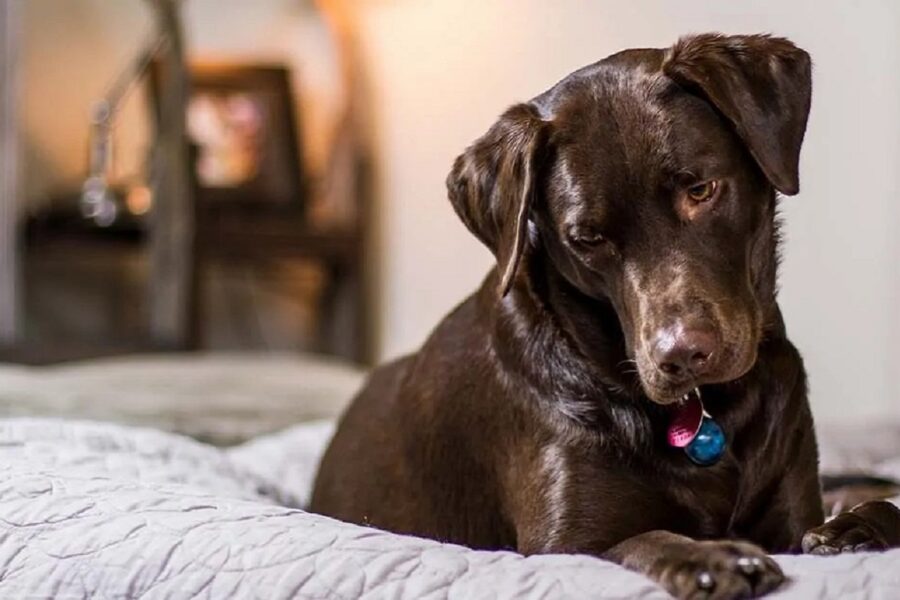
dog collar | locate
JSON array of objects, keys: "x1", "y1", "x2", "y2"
[{"x1": 666, "y1": 388, "x2": 726, "y2": 466}]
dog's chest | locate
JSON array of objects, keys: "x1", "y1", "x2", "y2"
[{"x1": 663, "y1": 455, "x2": 746, "y2": 538}]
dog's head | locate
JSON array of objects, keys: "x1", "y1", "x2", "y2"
[{"x1": 447, "y1": 34, "x2": 811, "y2": 404}]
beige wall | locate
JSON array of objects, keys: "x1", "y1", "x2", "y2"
[
  {"x1": 354, "y1": 0, "x2": 900, "y2": 422},
  {"x1": 22, "y1": 1, "x2": 150, "y2": 204}
]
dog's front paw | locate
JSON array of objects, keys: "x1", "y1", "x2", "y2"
[
  {"x1": 655, "y1": 541, "x2": 784, "y2": 600},
  {"x1": 802, "y1": 501, "x2": 900, "y2": 555}
]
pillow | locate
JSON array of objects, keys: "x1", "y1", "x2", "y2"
[{"x1": 0, "y1": 352, "x2": 363, "y2": 445}]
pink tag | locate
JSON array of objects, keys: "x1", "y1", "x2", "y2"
[{"x1": 667, "y1": 394, "x2": 703, "y2": 448}]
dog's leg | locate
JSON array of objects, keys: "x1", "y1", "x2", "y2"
[
  {"x1": 604, "y1": 531, "x2": 784, "y2": 599},
  {"x1": 802, "y1": 500, "x2": 900, "y2": 555},
  {"x1": 511, "y1": 445, "x2": 790, "y2": 598}
]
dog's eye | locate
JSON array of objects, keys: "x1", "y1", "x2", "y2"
[
  {"x1": 686, "y1": 180, "x2": 718, "y2": 203},
  {"x1": 569, "y1": 228, "x2": 606, "y2": 246}
]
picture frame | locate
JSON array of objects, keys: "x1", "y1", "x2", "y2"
[{"x1": 152, "y1": 62, "x2": 306, "y2": 213}]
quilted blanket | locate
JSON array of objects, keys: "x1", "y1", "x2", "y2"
[{"x1": 1, "y1": 417, "x2": 898, "y2": 599}]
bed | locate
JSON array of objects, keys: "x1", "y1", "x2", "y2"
[{"x1": 0, "y1": 354, "x2": 898, "y2": 598}]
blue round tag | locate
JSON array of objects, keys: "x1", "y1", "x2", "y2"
[{"x1": 685, "y1": 417, "x2": 726, "y2": 466}]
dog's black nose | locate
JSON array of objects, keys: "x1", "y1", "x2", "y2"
[{"x1": 652, "y1": 324, "x2": 718, "y2": 380}]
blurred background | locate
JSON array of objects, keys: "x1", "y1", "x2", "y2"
[{"x1": 0, "y1": 0, "x2": 897, "y2": 442}]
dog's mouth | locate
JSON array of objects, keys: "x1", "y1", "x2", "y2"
[
  {"x1": 679, "y1": 389, "x2": 700, "y2": 404},
  {"x1": 647, "y1": 383, "x2": 704, "y2": 406},
  {"x1": 637, "y1": 354, "x2": 757, "y2": 406}
]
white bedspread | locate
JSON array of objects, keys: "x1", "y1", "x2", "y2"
[{"x1": 1, "y1": 417, "x2": 898, "y2": 599}]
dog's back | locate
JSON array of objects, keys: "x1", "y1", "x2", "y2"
[
  {"x1": 311, "y1": 289, "x2": 519, "y2": 549},
  {"x1": 310, "y1": 353, "x2": 417, "y2": 526}
]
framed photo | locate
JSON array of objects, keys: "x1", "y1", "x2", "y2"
[{"x1": 155, "y1": 63, "x2": 306, "y2": 212}]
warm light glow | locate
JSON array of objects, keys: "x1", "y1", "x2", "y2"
[{"x1": 126, "y1": 185, "x2": 153, "y2": 215}]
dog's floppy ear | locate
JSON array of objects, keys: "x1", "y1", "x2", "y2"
[
  {"x1": 447, "y1": 103, "x2": 549, "y2": 297},
  {"x1": 664, "y1": 34, "x2": 812, "y2": 195}
]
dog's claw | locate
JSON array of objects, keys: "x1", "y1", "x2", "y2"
[
  {"x1": 696, "y1": 571, "x2": 715, "y2": 590},
  {"x1": 736, "y1": 556, "x2": 761, "y2": 574},
  {"x1": 803, "y1": 502, "x2": 900, "y2": 556}
]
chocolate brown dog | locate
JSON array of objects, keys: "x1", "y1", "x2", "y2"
[{"x1": 311, "y1": 33, "x2": 900, "y2": 599}]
